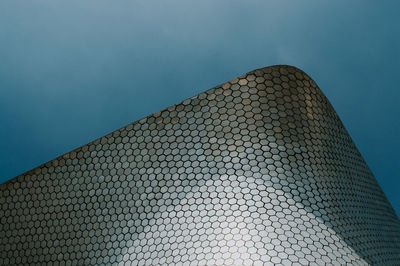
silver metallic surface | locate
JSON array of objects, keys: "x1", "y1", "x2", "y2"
[{"x1": 1, "y1": 65, "x2": 399, "y2": 265}]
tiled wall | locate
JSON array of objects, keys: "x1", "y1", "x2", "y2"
[{"x1": 1, "y1": 65, "x2": 399, "y2": 265}]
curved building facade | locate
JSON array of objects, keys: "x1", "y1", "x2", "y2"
[{"x1": 1, "y1": 65, "x2": 399, "y2": 265}]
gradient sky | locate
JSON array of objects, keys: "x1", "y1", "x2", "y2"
[{"x1": 1, "y1": 1, "x2": 399, "y2": 215}]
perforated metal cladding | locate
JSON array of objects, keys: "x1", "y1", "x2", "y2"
[{"x1": 1, "y1": 65, "x2": 400, "y2": 265}]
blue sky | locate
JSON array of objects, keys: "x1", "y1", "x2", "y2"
[{"x1": 1, "y1": 1, "x2": 399, "y2": 215}]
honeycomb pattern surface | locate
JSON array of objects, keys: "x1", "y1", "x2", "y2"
[{"x1": 1, "y1": 65, "x2": 399, "y2": 265}]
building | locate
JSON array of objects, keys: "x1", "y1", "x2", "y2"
[{"x1": 1, "y1": 65, "x2": 399, "y2": 265}]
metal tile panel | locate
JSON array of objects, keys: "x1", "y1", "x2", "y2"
[{"x1": 1, "y1": 65, "x2": 399, "y2": 265}]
